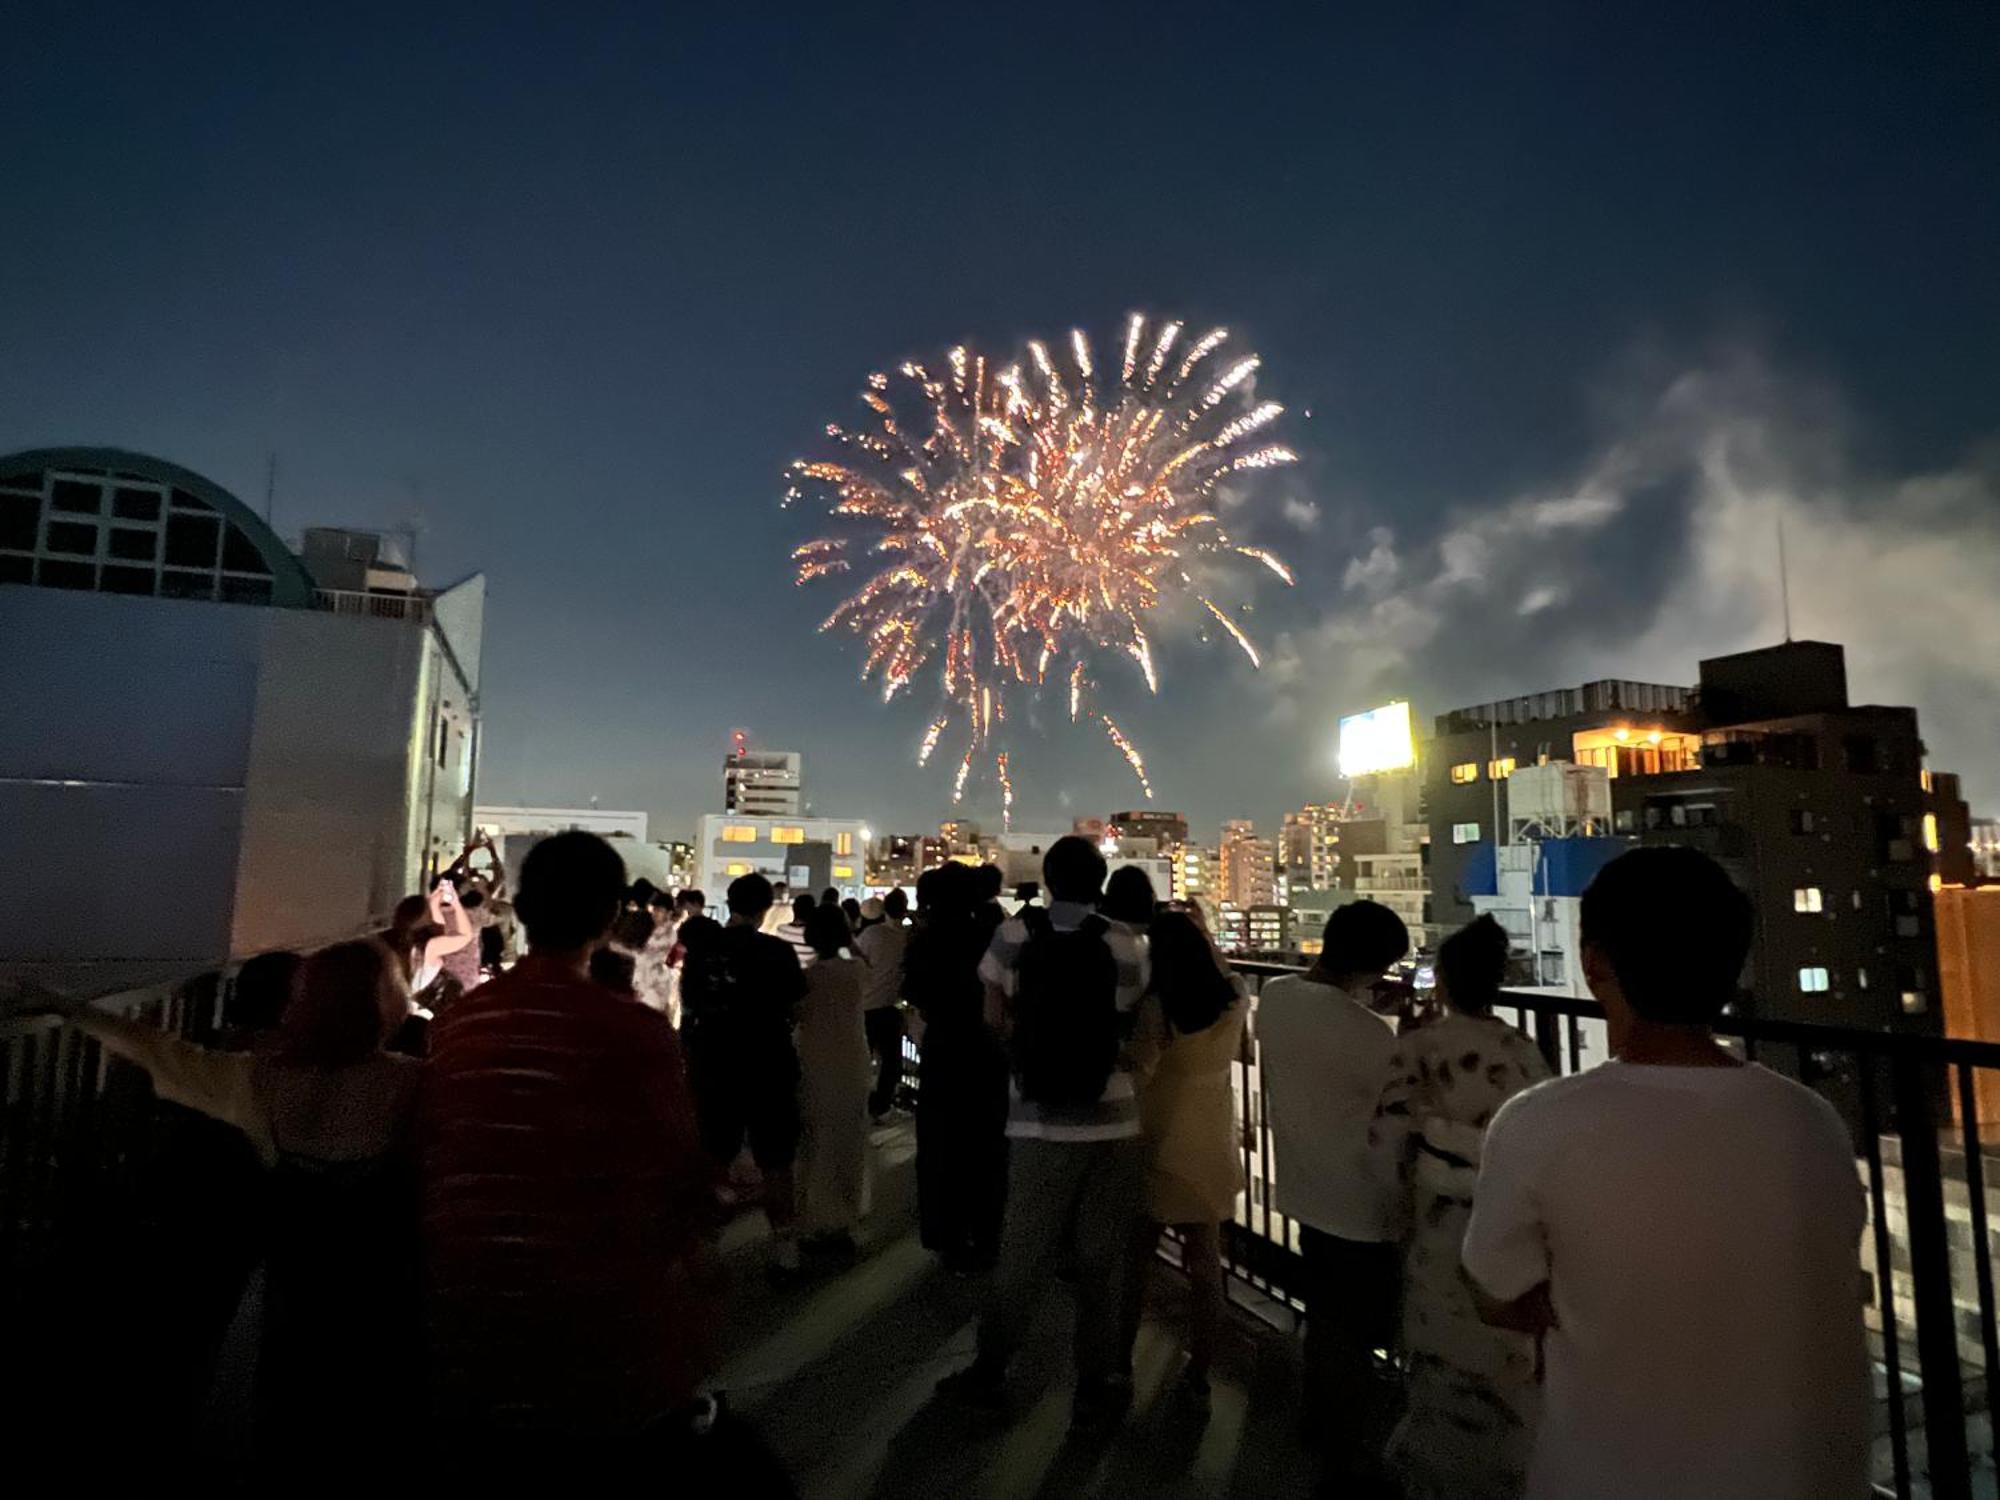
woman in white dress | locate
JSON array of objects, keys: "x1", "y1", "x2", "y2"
[{"x1": 795, "y1": 905, "x2": 872, "y2": 1253}]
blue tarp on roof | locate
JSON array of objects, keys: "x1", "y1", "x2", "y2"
[{"x1": 1460, "y1": 836, "x2": 1631, "y2": 898}]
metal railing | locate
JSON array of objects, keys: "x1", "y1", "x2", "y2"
[
  {"x1": 1218, "y1": 962, "x2": 2000, "y2": 1500},
  {"x1": 310, "y1": 587, "x2": 432, "y2": 622}
]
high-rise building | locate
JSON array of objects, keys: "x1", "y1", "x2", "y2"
[
  {"x1": 1927, "y1": 771, "x2": 1976, "y2": 886},
  {"x1": 867, "y1": 833, "x2": 924, "y2": 889},
  {"x1": 1973, "y1": 819, "x2": 2000, "y2": 881},
  {"x1": 1280, "y1": 802, "x2": 1348, "y2": 892},
  {"x1": 1110, "y1": 809, "x2": 1190, "y2": 851},
  {"x1": 1219, "y1": 819, "x2": 1277, "y2": 909},
  {"x1": 1428, "y1": 642, "x2": 1941, "y2": 1034},
  {"x1": 1177, "y1": 841, "x2": 1219, "y2": 906},
  {"x1": 723, "y1": 737, "x2": 802, "y2": 817}
]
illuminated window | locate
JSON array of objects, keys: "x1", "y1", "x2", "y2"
[
  {"x1": 1798, "y1": 966, "x2": 1830, "y2": 994},
  {"x1": 1921, "y1": 769, "x2": 1934, "y2": 793},
  {"x1": 1487, "y1": 757, "x2": 1516, "y2": 780},
  {"x1": 1902, "y1": 990, "x2": 1928, "y2": 1015},
  {"x1": 1452, "y1": 822, "x2": 1481, "y2": 844},
  {"x1": 721, "y1": 825, "x2": 758, "y2": 843},
  {"x1": 1929, "y1": 872, "x2": 1944, "y2": 894},
  {"x1": 772, "y1": 826, "x2": 806, "y2": 845},
  {"x1": 1793, "y1": 887, "x2": 1823, "y2": 913},
  {"x1": 1450, "y1": 762, "x2": 1478, "y2": 785},
  {"x1": 1922, "y1": 813, "x2": 1940, "y2": 854},
  {"x1": 725, "y1": 862, "x2": 750, "y2": 877},
  {"x1": 832, "y1": 864, "x2": 855, "y2": 879},
  {"x1": 1857, "y1": 967, "x2": 1870, "y2": 991},
  {"x1": 834, "y1": 831, "x2": 855, "y2": 856}
]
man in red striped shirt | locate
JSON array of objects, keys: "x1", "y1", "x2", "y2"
[{"x1": 420, "y1": 831, "x2": 721, "y2": 1474}]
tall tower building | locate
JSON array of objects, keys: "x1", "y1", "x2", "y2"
[
  {"x1": 1219, "y1": 819, "x2": 1277, "y2": 909},
  {"x1": 1280, "y1": 802, "x2": 1347, "y2": 891},
  {"x1": 722, "y1": 734, "x2": 802, "y2": 817}
]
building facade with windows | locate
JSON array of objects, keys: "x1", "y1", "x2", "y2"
[
  {"x1": 1429, "y1": 642, "x2": 1942, "y2": 1034},
  {"x1": 723, "y1": 746, "x2": 803, "y2": 817},
  {"x1": 696, "y1": 813, "x2": 869, "y2": 903},
  {"x1": 0, "y1": 447, "x2": 483, "y2": 980},
  {"x1": 1218, "y1": 819, "x2": 1277, "y2": 910}
]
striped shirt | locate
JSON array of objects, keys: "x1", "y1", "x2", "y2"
[
  {"x1": 978, "y1": 900, "x2": 1150, "y2": 1142},
  {"x1": 419, "y1": 955, "x2": 718, "y2": 1434}
]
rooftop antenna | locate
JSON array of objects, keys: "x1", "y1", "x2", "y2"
[{"x1": 1777, "y1": 512, "x2": 1794, "y2": 642}]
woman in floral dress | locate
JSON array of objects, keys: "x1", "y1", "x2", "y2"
[{"x1": 1372, "y1": 915, "x2": 1552, "y2": 1500}]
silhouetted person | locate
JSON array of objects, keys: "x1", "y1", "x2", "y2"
[
  {"x1": 1464, "y1": 848, "x2": 1866, "y2": 1499},
  {"x1": 796, "y1": 906, "x2": 871, "y2": 1254},
  {"x1": 680, "y1": 873, "x2": 810, "y2": 1280}
]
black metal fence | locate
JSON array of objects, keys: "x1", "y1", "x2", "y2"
[{"x1": 1218, "y1": 962, "x2": 2000, "y2": 1500}]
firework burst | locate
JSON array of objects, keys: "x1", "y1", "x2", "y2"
[{"x1": 787, "y1": 315, "x2": 1297, "y2": 799}]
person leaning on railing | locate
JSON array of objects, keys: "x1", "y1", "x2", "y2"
[{"x1": 1462, "y1": 847, "x2": 1868, "y2": 1500}]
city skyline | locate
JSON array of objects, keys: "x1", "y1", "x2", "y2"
[{"x1": 5, "y1": 7, "x2": 1997, "y2": 837}]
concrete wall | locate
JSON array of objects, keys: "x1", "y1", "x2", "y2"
[
  {"x1": 0, "y1": 586, "x2": 477, "y2": 967},
  {"x1": 0, "y1": 589, "x2": 258, "y2": 962}
]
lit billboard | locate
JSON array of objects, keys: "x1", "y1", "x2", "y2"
[{"x1": 1338, "y1": 701, "x2": 1416, "y2": 777}]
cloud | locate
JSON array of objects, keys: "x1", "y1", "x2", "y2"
[
  {"x1": 1262, "y1": 354, "x2": 2000, "y2": 807},
  {"x1": 1281, "y1": 496, "x2": 1321, "y2": 530}
]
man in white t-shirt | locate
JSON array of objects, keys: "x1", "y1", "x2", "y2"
[
  {"x1": 1255, "y1": 899, "x2": 1410, "y2": 1489},
  {"x1": 1463, "y1": 846, "x2": 1867, "y2": 1500}
]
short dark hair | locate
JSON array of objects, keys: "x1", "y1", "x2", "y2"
[
  {"x1": 975, "y1": 863, "x2": 1004, "y2": 900},
  {"x1": 677, "y1": 888, "x2": 706, "y2": 911},
  {"x1": 884, "y1": 887, "x2": 909, "y2": 920},
  {"x1": 1101, "y1": 865, "x2": 1158, "y2": 925},
  {"x1": 792, "y1": 893, "x2": 817, "y2": 923},
  {"x1": 727, "y1": 872, "x2": 775, "y2": 918},
  {"x1": 610, "y1": 908, "x2": 656, "y2": 951},
  {"x1": 1581, "y1": 846, "x2": 1752, "y2": 1024},
  {"x1": 804, "y1": 905, "x2": 851, "y2": 960},
  {"x1": 227, "y1": 950, "x2": 302, "y2": 1034},
  {"x1": 1043, "y1": 835, "x2": 1108, "y2": 903},
  {"x1": 516, "y1": 831, "x2": 627, "y2": 950},
  {"x1": 822, "y1": 887, "x2": 841, "y2": 906},
  {"x1": 1321, "y1": 900, "x2": 1410, "y2": 976},
  {"x1": 1436, "y1": 914, "x2": 1509, "y2": 1017}
]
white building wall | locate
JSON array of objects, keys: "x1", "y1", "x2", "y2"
[{"x1": 0, "y1": 586, "x2": 476, "y2": 971}]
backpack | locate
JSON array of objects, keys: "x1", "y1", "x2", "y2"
[
  {"x1": 678, "y1": 923, "x2": 741, "y2": 1037},
  {"x1": 1008, "y1": 910, "x2": 1123, "y2": 1109}
]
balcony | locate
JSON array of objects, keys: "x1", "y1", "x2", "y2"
[
  {"x1": 8, "y1": 958, "x2": 1997, "y2": 1497},
  {"x1": 310, "y1": 586, "x2": 433, "y2": 623}
]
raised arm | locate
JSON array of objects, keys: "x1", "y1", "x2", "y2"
[
  {"x1": 75, "y1": 1011, "x2": 262, "y2": 1139},
  {"x1": 424, "y1": 882, "x2": 476, "y2": 962}
]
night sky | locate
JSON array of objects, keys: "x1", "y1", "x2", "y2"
[{"x1": 7, "y1": 4, "x2": 1998, "y2": 840}]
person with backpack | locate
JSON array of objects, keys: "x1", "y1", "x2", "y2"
[
  {"x1": 936, "y1": 835, "x2": 1150, "y2": 1430},
  {"x1": 679, "y1": 873, "x2": 810, "y2": 1282}
]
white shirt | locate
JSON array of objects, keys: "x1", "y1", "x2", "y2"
[
  {"x1": 854, "y1": 920, "x2": 908, "y2": 1012},
  {"x1": 978, "y1": 900, "x2": 1150, "y2": 1143},
  {"x1": 1462, "y1": 1061, "x2": 1868, "y2": 1500},
  {"x1": 1255, "y1": 973, "x2": 1400, "y2": 1241}
]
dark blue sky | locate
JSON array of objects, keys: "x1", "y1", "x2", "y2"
[{"x1": 7, "y1": 3, "x2": 1998, "y2": 837}]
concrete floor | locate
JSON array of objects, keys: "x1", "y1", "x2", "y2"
[{"x1": 710, "y1": 1121, "x2": 1324, "y2": 1500}]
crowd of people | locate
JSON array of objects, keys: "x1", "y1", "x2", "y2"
[{"x1": 59, "y1": 830, "x2": 1871, "y2": 1498}]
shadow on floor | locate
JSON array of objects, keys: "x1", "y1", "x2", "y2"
[{"x1": 711, "y1": 1121, "x2": 1326, "y2": 1499}]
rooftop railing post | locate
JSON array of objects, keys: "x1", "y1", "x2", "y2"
[{"x1": 1894, "y1": 1049, "x2": 1972, "y2": 1498}]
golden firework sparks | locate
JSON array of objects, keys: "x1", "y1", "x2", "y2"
[{"x1": 791, "y1": 314, "x2": 1297, "y2": 798}]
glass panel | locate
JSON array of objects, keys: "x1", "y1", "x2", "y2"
[
  {"x1": 107, "y1": 527, "x2": 158, "y2": 561},
  {"x1": 160, "y1": 569, "x2": 217, "y2": 600},
  {"x1": 221, "y1": 525, "x2": 272, "y2": 574},
  {"x1": 100, "y1": 565, "x2": 157, "y2": 596},
  {"x1": 37, "y1": 558, "x2": 96, "y2": 589},
  {"x1": 0, "y1": 493, "x2": 37, "y2": 550},
  {"x1": 219, "y1": 576, "x2": 273, "y2": 605},
  {"x1": 164, "y1": 513, "x2": 219, "y2": 568},
  {"x1": 0, "y1": 553, "x2": 30, "y2": 583},
  {"x1": 111, "y1": 487, "x2": 163, "y2": 521},
  {"x1": 170, "y1": 487, "x2": 213, "y2": 512},
  {"x1": 44, "y1": 519, "x2": 98, "y2": 556},
  {"x1": 50, "y1": 479, "x2": 102, "y2": 514}
]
